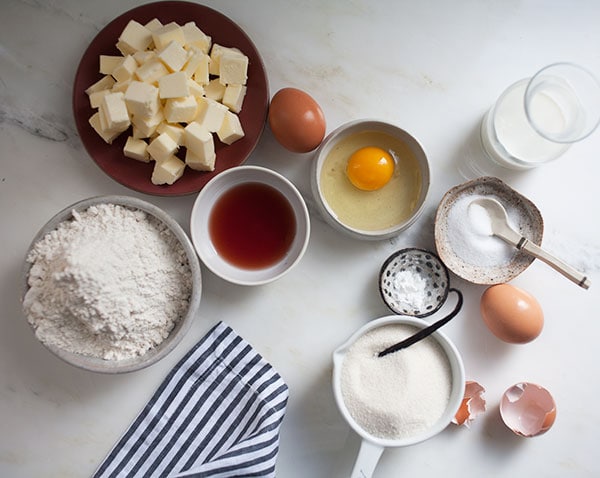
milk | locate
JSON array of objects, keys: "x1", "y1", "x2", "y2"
[{"x1": 480, "y1": 79, "x2": 573, "y2": 169}]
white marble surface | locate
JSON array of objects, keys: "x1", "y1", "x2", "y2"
[{"x1": 2, "y1": 1, "x2": 600, "y2": 477}]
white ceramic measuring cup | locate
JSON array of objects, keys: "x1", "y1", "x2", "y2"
[{"x1": 332, "y1": 315, "x2": 465, "y2": 478}]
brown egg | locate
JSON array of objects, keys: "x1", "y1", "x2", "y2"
[
  {"x1": 268, "y1": 88, "x2": 326, "y2": 153},
  {"x1": 480, "y1": 284, "x2": 544, "y2": 344}
]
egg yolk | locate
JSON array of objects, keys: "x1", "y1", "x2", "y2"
[{"x1": 346, "y1": 146, "x2": 394, "y2": 191}]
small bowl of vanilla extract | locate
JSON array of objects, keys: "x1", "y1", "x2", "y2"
[{"x1": 190, "y1": 165, "x2": 311, "y2": 285}]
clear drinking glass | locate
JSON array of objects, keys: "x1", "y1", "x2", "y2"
[{"x1": 480, "y1": 62, "x2": 600, "y2": 170}]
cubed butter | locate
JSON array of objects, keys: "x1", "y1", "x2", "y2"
[
  {"x1": 195, "y1": 96, "x2": 228, "y2": 132},
  {"x1": 85, "y1": 75, "x2": 116, "y2": 95},
  {"x1": 187, "y1": 78, "x2": 205, "y2": 97},
  {"x1": 203, "y1": 78, "x2": 226, "y2": 101},
  {"x1": 182, "y1": 22, "x2": 212, "y2": 53},
  {"x1": 152, "y1": 22, "x2": 185, "y2": 50},
  {"x1": 217, "y1": 111, "x2": 245, "y2": 145},
  {"x1": 158, "y1": 40, "x2": 188, "y2": 72},
  {"x1": 164, "y1": 96, "x2": 198, "y2": 123},
  {"x1": 192, "y1": 53, "x2": 211, "y2": 85},
  {"x1": 208, "y1": 44, "x2": 243, "y2": 76},
  {"x1": 133, "y1": 50, "x2": 156, "y2": 66},
  {"x1": 89, "y1": 89, "x2": 111, "y2": 109},
  {"x1": 100, "y1": 55, "x2": 123, "y2": 75},
  {"x1": 182, "y1": 49, "x2": 207, "y2": 78},
  {"x1": 185, "y1": 147, "x2": 215, "y2": 172},
  {"x1": 218, "y1": 52, "x2": 248, "y2": 85},
  {"x1": 118, "y1": 20, "x2": 153, "y2": 53},
  {"x1": 144, "y1": 18, "x2": 163, "y2": 32},
  {"x1": 158, "y1": 71, "x2": 190, "y2": 99},
  {"x1": 124, "y1": 81, "x2": 160, "y2": 117},
  {"x1": 184, "y1": 121, "x2": 214, "y2": 157},
  {"x1": 100, "y1": 92, "x2": 130, "y2": 132},
  {"x1": 131, "y1": 110, "x2": 164, "y2": 139},
  {"x1": 89, "y1": 112, "x2": 121, "y2": 144},
  {"x1": 112, "y1": 55, "x2": 138, "y2": 83},
  {"x1": 135, "y1": 59, "x2": 169, "y2": 84},
  {"x1": 156, "y1": 122, "x2": 185, "y2": 145},
  {"x1": 222, "y1": 84, "x2": 247, "y2": 113},
  {"x1": 123, "y1": 136, "x2": 150, "y2": 162},
  {"x1": 151, "y1": 156, "x2": 186, "y2": 185},
  {"x1": 147, "y1": 132, "x2": 179, "y2": 161}
]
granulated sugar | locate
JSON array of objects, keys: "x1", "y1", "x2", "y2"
[
  {"x1": 340, "y1": 324, "x2": 452, "y2": 440},
  {"x1": 445, "y1": 194, "x2": 520, "y2": 267},
  {"x1": 23, "y1": 203, "x2": 193, "y2": 361}
]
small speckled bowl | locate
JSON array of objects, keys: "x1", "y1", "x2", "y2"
[
  {"x1": 311, "y1": 119, "x2": 430, "y2": 240},
  {"x1": 434, "y1": 177, "x2": 544, "y2": 284},
  {"x1": 21, "y1": 195, "x2": 202, "y2": 374}
]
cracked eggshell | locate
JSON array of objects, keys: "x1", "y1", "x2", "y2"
[
  {"x1": 500, "y1": 382, "x2": 556, "y2": 437},
  {"x1": 453, "y1": 380, "x2": 486, "y2": 427}
]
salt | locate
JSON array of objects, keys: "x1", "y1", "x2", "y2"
[
  {"x1": 340, "y1": 324, "x2": 452, "y2": 440},
  {"x1": 445, "y1": 194, "x2": 519, "y2": 267}
]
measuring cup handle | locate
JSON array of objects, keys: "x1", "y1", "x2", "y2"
[{"x1": 350, "y1": 439, "x2": 385, "y2": 478}]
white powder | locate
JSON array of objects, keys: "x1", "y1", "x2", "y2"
[
  {"x1": 23, "y1": 203, "x2": 193, "y2": 361},
  {"x1": 445, "y1": 194, "x2": 519, "y2": 267},
  {"x1": 340, "y1": 324, "x2": 452, "y2": 440},
  {"x1": 389, "y1": 270, "x2": 428, "y2": 312}
]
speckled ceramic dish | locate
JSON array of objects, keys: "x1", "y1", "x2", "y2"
[{"x1": 434, "y1": 177, "x2": 544, "y2": 285}]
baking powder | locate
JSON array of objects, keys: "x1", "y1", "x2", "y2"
[
  {"x1": 341, "y1": 324, "x2": 452, "y2": 440},
  {"x1": 23, "y1": 203, "x2": 192, "y2": 361}
]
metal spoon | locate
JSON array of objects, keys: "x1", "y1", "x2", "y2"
[{"x1": 470, "y1": 197, "x2": 590, "y2": 289}]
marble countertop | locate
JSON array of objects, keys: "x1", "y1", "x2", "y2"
[{"x1": 2, "y1": 1, "x2": 600, "y2": 476}]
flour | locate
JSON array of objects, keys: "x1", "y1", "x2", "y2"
[
  {"x1": 389, "y1": 270, "x2": 428, "y2": 312},
  {"x1": 23, "y1": 203, "x2": 193, "y2": 361},
  {"x1": 341, "y1": 324, "x2": 452, "y2": 440}
]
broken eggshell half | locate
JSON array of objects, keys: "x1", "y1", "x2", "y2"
[
  {"x1": 500, "y1": 382, "x2": 556, "y2": 437},
  {"x1": 452, "y1": 380, "x2": 486, "y2": 427}
]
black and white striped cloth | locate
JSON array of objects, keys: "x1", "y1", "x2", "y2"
[{"x1": 94, "y1": 321, "x2": 289, "y2": 478}]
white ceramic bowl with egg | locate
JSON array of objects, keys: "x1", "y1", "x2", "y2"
[
  {"x1": 190, "y1": 165, "x2": 310, "y2": 286},
  {"x1": 311, "y1": 119, "x2": 430, "y2": 240},
  {"x1": 21, "y1": 195, "x2": 202, "y2": 374}
]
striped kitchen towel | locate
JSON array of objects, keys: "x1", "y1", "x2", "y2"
[{"x1": 94, "y1": 321, "x2": 289, "y2": 478}]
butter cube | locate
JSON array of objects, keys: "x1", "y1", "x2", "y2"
[
  {"x1": 133, "y1": 50, "x2": 156, "y2": 66},
  {"x1": 123, "y1": 136, "x2": 150, "y2": 162},
  {"x1": 147, "y1": 132, "x2": 179, "y2": 161},
  {"x1": 164, "y1": 96, "x2": 198, "y2": 123},
  {"x1": 89, "y1": 112, "x2": 121, "y2": 144},
  {"x1": 209, "y1": 44, "x2": 243, "y2": 76},
  {"x1": 112, "y1": 55, "x2": 137, "y2": 82},
  {"x1": 203, "y1": 78, "x2": 226, "y2": 101},
  {"x1": 100, "y1": 92, "x2": 130, "y2": 132},
  {"x1": 185, "y1": 147, "x2": 215, "y2": 172},
  {"x1": 156, "y1": 122, "x2": 185, "y2": 145},
  {"x1": 195, "y1": 96, "x2": 228, "y2": 132},
  {"x1": 158, "y1": 40, "x2": 188, "y2": 72},
  {"x1": 89, "y1": 89, "x2": 111, "y2": 109},
  {"x1": 222, "y1": 84, "x2": 247, "y2": 113},
  {"x1": 182, "y1": 22, "x2": 212, "y2": 53},
  {"x1": 152, "y1": 22, "x2": 185, "y2": 50},
  {"x1": 184, "y1": 121, "x2": 213, "y2": 156},
  {"x1": 182, "y1": 49, "x2": 207, "y2": 78},
  {"x1": 144, "y1": 18, "x2": 163, "y2": 32},
  {"x1": 124, "y1": 81, "x2": 160, "y2": 117},
  {"x1": 192, "y1": 53, "x2": 211, "y2": 85},
  {"x1": 187, "y1": 78, "x2": 205, "y2": 97},
  {"x1": 111, "y1": 80, "x2": 131, "y2": 94},
  {"x1": 85, "y1": 75, "x2": 116, "y2": 95},
  {"x1": 217, "y1": 111, "x2": 245, "y2": 145},
  {"x1": 131, "y1": 110, "x2": 163, "y2": 138},
  {"x1": 219, "y1": 52, "x2": 248, "y2": 85},
  {"x1": 118, "y1": 20, "x2": 153, "y2": 53},
  {"x1": 135, "y1": 59, "x2": 169, "y2": 84},
  {"x1": 100, "y1": 55, "x2": 123, "y2": 75},
  {"x1": 159, "y1": 71, "x2": 189, "y2": 99},
  {"x1": 151, "y1": 156, "x2": 186, "y2": 185}
]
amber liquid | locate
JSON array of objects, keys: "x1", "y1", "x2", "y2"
[{"x1": 209, "y1": 182, "x2": 297, "y2": 269}]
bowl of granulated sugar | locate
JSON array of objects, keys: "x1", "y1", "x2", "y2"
[{"x1": 21, "y1": 195, "x2": 202, "y2": 373}]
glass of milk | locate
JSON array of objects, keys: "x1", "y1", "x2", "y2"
[{"x1": 480, "y1": 62, "x2": 600, "y2": 170}]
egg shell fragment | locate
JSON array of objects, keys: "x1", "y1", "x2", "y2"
[
  {"x1": 452, "y1": 380, "x2": 486, "y2": 427},
  {"x1": 268, "y1": 87, "x2": 326, "y2": 153},
  {"x1": 480, "y1": 284, "x2": 544, "y2": 344},
  {"x1": 500, "y1": 382, "x2": 556, "y2": 437}
]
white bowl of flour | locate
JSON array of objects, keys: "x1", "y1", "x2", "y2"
[
  {"x1": 332, "y1": 316, "x2": 465, "y2": 478},
  {"x1": 21, "y1": 195, "x2": 201, "y2": 373}
]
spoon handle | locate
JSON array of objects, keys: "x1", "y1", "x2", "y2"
[{"x1": 519, "y1": 239, "x2": 591, "y2": 289}]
